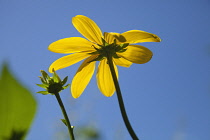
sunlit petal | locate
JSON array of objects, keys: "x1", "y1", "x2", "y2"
[
  {"x1": 121, "y1": 30, "x2": 161, "y2": 43},
  {"x1": 72, "y1": 15, "x2": 103, "y2": 45},
  {"x1": 71, "y1": 55, "x2": 97, "y2": 98},
  {"x1": 113, "y1": 57, "x2": 132, "y2": 67},
  {"x1": 48, "y1": 37, "x2": 96, "y2": 54},
  {"x1": 117, "y1": 45, "x2": 153, "y2": 64},
  {"x1": 49, "y1": 53, "x2": 90, "y2": 73},
  {"x1": 96, "y1": 59, "x2": 118, "y2": 97},
  {"x1": 104, "y1": 32, "x2": 121, "y2": 44}
]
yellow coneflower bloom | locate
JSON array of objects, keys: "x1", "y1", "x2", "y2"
[{"x1": 49, "y1": 15, "x2": 161, "y2": 98}]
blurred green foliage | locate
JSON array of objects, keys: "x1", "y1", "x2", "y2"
[
  {"x1": 0, "y1": 63, "x2": 37, "y2": 140},
  {"x1": 75, "y1": 126, "x2": 100, "y2": 140}
]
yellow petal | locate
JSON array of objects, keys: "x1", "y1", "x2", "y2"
[
  {"x1": 49, "y1": 53, "x2": 90, "y2": 73},
  {"x1": 121, "y1": 30, "x2": 161, "y2": 43},
  {"x1": 117, "y1": 45, "x2": 153, "y2": 64},
  {"x1": 113, "y1": 57, "x2": 132, "y2": 67},
  {"x1": 71, "y1": 55, "x2": 97, "y2": 98},
  {"x1": 48, "y1": 37, "x2": 96, "y2": 54},
  {"x1": 72, "y1": 15, "x2": 103, "y2": 45},
  {"x1": 104, "y1": 32, "x2": 121, "y2": 44},
  {"x1": 96, "y1": 59, "x2": 118, "y2": 97}
]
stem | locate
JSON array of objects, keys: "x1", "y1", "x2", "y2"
[
  {"x1": 54, "y1": 93, "x2": 75, "y2": 140},
  {"x1": 107, "y1": 55, "x2": 139, "y2": 140}
]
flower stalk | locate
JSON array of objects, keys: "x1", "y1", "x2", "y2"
[
  {"x1": 54, "y1": 93, "x2": 75, "y2": 140},
  {"x1": 36, "y1": 70, "x2": 75, "y2": 140},
  {"x1": 107, "y1": 54, "x2": 139, "y2": 140}
]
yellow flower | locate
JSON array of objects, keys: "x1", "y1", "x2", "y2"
[{"x1": 48, "y1": 15, "x2": 161, "y2": 98}]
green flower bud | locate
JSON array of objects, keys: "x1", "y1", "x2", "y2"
[{"x1": 36, "y1": 70, "x2": 70, "y2": 95}]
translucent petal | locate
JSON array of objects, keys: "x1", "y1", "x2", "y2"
[
  {"x1": 48, "y1": 37, "x2": 96, "y2": 54},
  {"x1": 96, "y1": 59, "x2": 118, "y2": 97},
  {"x1": 121, "y1": 30, "x2": 161, "y2": 43},
  {"x1": 104, "y1": 32, "x2": 121, "y2": 44},
  {"x1": 113, "y1": 57, "x2": 132, "y2": 67},
  {"x1": 117, "y1": 45, "x2": 153, "y2": 64},
  {"x1": 71, "y1": 56, "x2": 96, "y2": 98},
  {"x1": 49, "y1": 53, "x2": 90, "y2": 73},
  {"x1": 72, "y1": 15, "x2": 103, "y2": 45}
]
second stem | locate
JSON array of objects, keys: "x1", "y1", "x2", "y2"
[
  {"x1": 107, "y1": 55, "x2": 139, "y2": 140},
  {"x1": 55, "y1": 93, "x2": 75, "y2": 140}
]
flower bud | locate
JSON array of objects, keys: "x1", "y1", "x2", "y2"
[{"x1": 36, "y1": 70, "x2": 69, "y2": 95}]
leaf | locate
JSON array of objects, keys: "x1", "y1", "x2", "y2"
[
  {"x1": 0, "y1": 63, "x2": 37, "y2": 140},
  {"x1": 2, "y1": 130, "x2": 26, "y2": 140},
  {"x1": 61, "y1": 119, "x2": 67, "y2": 126}
]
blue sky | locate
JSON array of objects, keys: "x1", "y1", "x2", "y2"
[{"x1": 1, "y1": 0, "x2": 210, "y2": 140}]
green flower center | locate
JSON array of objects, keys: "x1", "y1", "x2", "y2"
[{"x1": 89, "y1": 38, "x2": 129, "y2": 62}]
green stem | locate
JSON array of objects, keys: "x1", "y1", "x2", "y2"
[
  {"x1": 107, "y1": 55, "x2": 139, "y2": 140},
  {"x1": 55, "y1": 93, "x2": 75, "y2": 140}
]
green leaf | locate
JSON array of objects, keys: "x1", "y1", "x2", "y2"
[
  {"x1": 0, "y1": 63, "x2": 37, "y2": 140},
  {"x1": 2, "y1": 130, "x2": 26, "y2": 140},
  {"x1": 61, "y1": 119, "x2": 67, "y2": 126}
]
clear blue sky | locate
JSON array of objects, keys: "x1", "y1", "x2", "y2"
[{"x1": 1, "y1": 0, "x2": 210, "y2": 140}]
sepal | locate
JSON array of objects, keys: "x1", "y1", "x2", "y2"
[
  {"x1": 36, "y1": 70, "x2": 70, "y2": 94},
  {"x1": 101, "y1": 38, "x2": 109, "y2": 46},
  {"x1": 61, "y1": 76, "x2": 68, "y2": 86},
  {"x1": 36, "y1": 91, "x2": 49, "y2": 95},
  {"x1": 36, "y1": 84, "x2": 48, "y2": 89}
]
